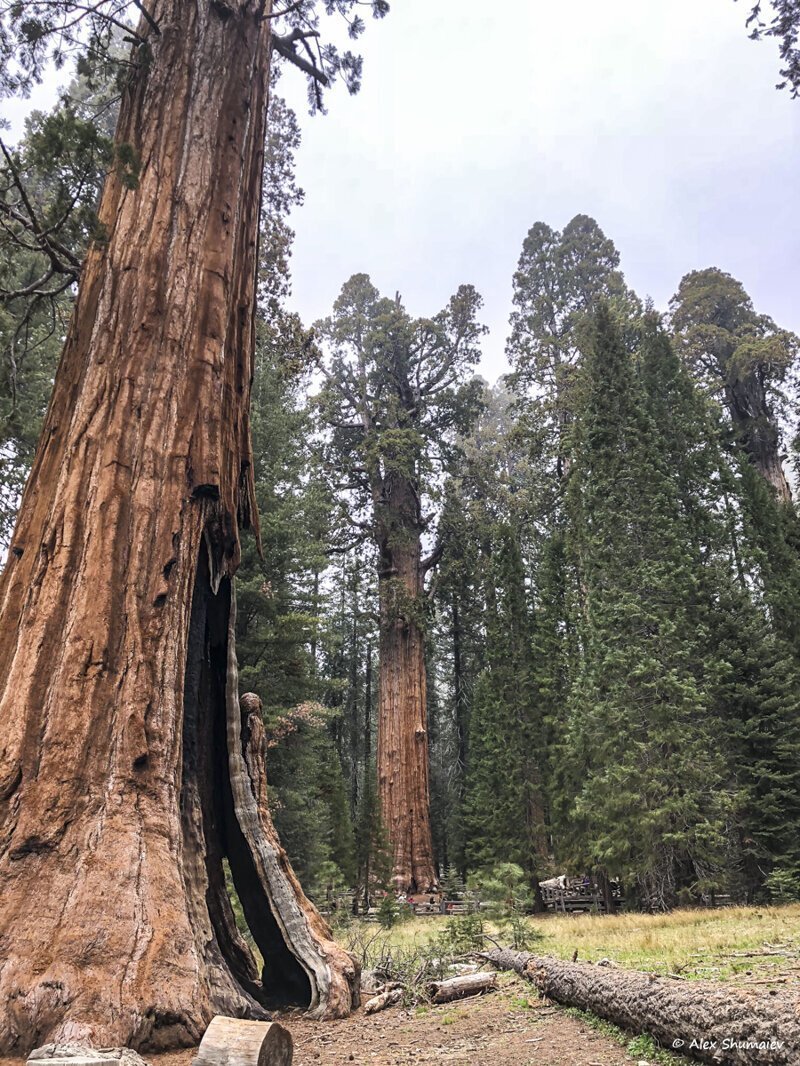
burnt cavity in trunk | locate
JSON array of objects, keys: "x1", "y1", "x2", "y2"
[{"x1": 181, "y1": 548, "x2": 311, "y2": 1011}]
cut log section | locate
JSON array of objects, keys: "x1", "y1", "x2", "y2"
[
  {"x1": 427, "y1": 973, "x2": 497, "y2": 1003},
  {"x1": 192, "y1": 1016, "x2": 292, "y2": 1066},
  {"x1": 483, "y1": 949, "x2": 800, "y2": 1065}
]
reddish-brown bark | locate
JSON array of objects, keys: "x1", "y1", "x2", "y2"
[
  {"x1": 376, "y1": 473, "x2": 437, "y2": 894},
  {"x1": 0, "y1": 0, "x2": 354, "y2": 1052}
]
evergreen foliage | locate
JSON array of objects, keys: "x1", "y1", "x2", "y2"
[{"x1": 2, "y1": 41, "x2": 799, "y2": 909}]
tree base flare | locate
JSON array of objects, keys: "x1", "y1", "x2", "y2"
[{"x1": 0, "y1": 569, "x2": 356, "y2": 1054}]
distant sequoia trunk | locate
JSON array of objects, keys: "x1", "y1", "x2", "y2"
[
  {"x1": 726, "y1": 375, "x2": 792, "y2": 504},
  {"x1": 0, "y1": 0, "x2": 355, "y2": 1053},
  {"x1": 376, "y1": 469, "x2": 437, "y2": 894}
]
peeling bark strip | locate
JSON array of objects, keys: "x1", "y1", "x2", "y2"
[
  {"x1": 226, "y1": 603, "x2": 360, "y2": 1020},
  {"x1": 0, "y1": 0, "x2": 353, "y2": 1053},
  {"x1": 484, "y1": 950, "x2": 800, "y2": 1065}
]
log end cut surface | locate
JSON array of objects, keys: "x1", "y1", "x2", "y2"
[{"x1": 192, "y1": 1017, "x2": 292, "y2": 1066}]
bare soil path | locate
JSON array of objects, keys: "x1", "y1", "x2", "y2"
[{"x1": 282, "y1": 977, "x2": 633, "y2": 1065}]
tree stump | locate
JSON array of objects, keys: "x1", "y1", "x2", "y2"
[{"x1": 192, "y1": 1017, "x2": 292, "y2": 1066}]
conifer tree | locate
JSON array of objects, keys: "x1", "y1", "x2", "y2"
[
  {"x1": 638, "y1": 318, "x2": 800, "y2": 901},
  {"x1": 463, "y1": 523, "x2": 547, "y2": 897},
  {"x1": 670, "y1": 268, "x2": 797, "y2": 502},
  {"x1": 315, "y1": 274, "x2": 484, "y2": 891},
  {"x1": 507, "y1": 214, "x2": 639, "y2": 481},
  {"x1": 563, "y1": 306, "x2": 728, "y2": 909}
]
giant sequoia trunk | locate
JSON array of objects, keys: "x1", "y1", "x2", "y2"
[
  {"x1": 726, "y1": 377, "x2": 792, "y2": 504},
  {"x1": 0, "y1": 0, "x2": 355, "y2": 1052},
  {"x1": 376, "y1": 471, "x2": 437, "y2": 893}
]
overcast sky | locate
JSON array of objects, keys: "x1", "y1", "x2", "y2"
[
  {"x1": 3, "y1": 1, "x2": 797, "y2": 384},
  {"x1": 277, "y1": 0, "x2": 800, "y2": 382}
]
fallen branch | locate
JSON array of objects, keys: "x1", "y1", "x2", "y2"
[
  {"x1": 427, "y1": 972, "x2": 497, "y2": 1004},
  {"x1": 364, "y1": 987, "x2": 403, "y2": 1015},
  {"x1": 482, "y1": 949, "x2": 800, "y2": 1065}
]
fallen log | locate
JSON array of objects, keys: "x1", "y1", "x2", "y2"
[
  {"x1": 482, "y1": 949, "x2": 800, "y2": 1065},
  {"x1": 192, "y1": 1016, "x2": 293, "y2": 1066},
  {"x1": 364, "y1": 988, "x2": 403, "y2": 1015},
  {"x1": 428, "y1": 972, "x2": 497, "y2": 1003}
]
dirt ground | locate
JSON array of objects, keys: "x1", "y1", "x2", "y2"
[
  {"x1": 282, "y1": 979, "x2": 633, "y2": 1065},
  {"x1": 0, "y1": 976, "x2": 646, "y2": 1066},
  {"x1": 144, "y1": 975, "x2": 635, "y2": 1066}
]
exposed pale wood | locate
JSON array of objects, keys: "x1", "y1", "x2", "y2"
[
  {"x1": 225, "y1": 663, "x2": 359, "y2": 1019},
  {"x1": 427, "y1": 973, "x2": 497, "y2": 1003},
  {"x1": 364, "y1": 988, "x2": 403, "y2": 1015},
  {"x1": 192, "y1": 1016, "x2": 292, "y2": 1066},
  {"x1": 484, "y1": 949, "x2": 800, "y2": 1065},
  {"x1": 27, "y1": 1046, "x2": 148, "y2": 1066}
]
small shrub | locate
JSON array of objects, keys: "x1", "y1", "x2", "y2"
[
  {"x1": 433, "y1": 912, "x2": 485, "y2": 955},
  {"x1": 764, "y1": 867, "x2": 800, "y2": 904}
]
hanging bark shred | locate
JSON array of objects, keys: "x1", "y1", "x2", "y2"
[
  {"x1": 483, "y1": 949, "x2": 800, "y2": 1065},
  {"x1": 0, "y1": 0, "x2": 355, "y2": 1052},
  {"x1": 192, "y1": 1016, "x2": 293, "y2": 1066},
  {"x1": 427, "y1": 972, "x2": 497, "y2": 1003}
]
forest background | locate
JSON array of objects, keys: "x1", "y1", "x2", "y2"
[{"x1": 2, "y1": 0, "x2": 800, "y2": 914}]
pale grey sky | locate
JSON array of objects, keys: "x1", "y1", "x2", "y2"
[{"x1": 279, "y1": 0, "x2": 800, "y2": 381}]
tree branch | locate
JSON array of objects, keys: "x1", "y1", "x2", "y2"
[
  {"x1": 131, "y1": 0, "x2": 161, "y2": 36},
  {"x1": 421, "y1": 541, "x2": 445, "y2": 574},
  {"x1": 272, "y1": 28, "x2": 329, "y2": 86}
]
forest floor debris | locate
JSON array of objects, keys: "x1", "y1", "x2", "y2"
[{"x1": 130, "y1": 974, "x2": 663, "y2": 1066}]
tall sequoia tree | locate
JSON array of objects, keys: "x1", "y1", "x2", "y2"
[
  {"x1": 670, "y1": 268, "x2": 797, "y2": 502},
  {"x1": 0, "y1": 0, "x2": 387, "y2": 1051},
  {"x1": 316, "y1": 274, "x2": 484, "y2": 891},
  {"x1": 506, "y1": 214, "x2": 638, "y2": 482}
]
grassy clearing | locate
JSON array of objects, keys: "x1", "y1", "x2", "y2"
[
  {"x1": 339, "y1": 903, "x2": 800, "y2": 982},
  {"x1": 532, "y1": 904, "x2": 800, "y2": 980}
]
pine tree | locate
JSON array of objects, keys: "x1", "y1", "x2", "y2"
[
  {"x1": 635, "y1": 318, "x2": 800, "y2": 902},
  {"x1": 463, "y1": 523, "x2": 547, "y2": 896},
  {"x1": 563, "y1": 306, "x2": 729, "y2": 909}
]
